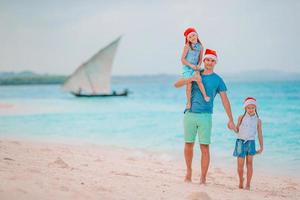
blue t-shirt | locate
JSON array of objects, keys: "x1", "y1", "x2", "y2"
[{"x1": 189, "y1": 72, "x2": 227, "y2": 113}]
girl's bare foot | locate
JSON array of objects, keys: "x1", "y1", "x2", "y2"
[
  {"x1": 239, "y1": 178, "x2": 244, "y2": 189},
  {"x1": 239, "y1": 182, "x2": 243, "y2": 189},
  {"x1": 184, "y1": 169, "x2": 192, "y2": 182},
  {"x1": 245, "y1": 185, "x2": 250, "y2": 190},
  {"x1": 204, "y1": 96, "x2": 210, "y2": 102}
]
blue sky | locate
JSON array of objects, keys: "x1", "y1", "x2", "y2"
[{"x1": 0, "y1": 0, "x2": 299, "y2": 75}]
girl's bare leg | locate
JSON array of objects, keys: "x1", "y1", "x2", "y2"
[
  {"x1": 237, "y1": 157, "x2": 245, "y2": 189},
  {"x1": 245, "y1": 156, "x2": 253, "y2": 190},
  {"x1": 186, "y1": 82, "x2": 192, "y2": 109},
  {"x1": 195, "y1": 72, "x2": 210, "y2": 102}
]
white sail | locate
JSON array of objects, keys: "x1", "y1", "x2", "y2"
[{"x1": 63, "y1": 37, "x2": 121, "y2": 94}]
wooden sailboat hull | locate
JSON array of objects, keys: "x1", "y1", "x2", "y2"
[{"x1": 71, "y1": 90, "x2": 129, "y2": 97}]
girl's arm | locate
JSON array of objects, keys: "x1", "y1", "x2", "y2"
[
  {"x1": 256, "y1": 119, "x2": 264, "y2": 154},
  {"x1": 235, "y1": 115, "x2": 243, "y2": 133},
  {"x1": 181, "y1": 45, "x2": 197, "y2": 70}
]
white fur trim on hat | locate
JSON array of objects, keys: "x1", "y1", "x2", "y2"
[
  {"x1": 203, "y1": 54, "x2": 218, "y2": 62},
  {"x1": 243, "y1": 99, "x2": 257, "y2": 108},
  {"x1": 187, "y1": 31, "x2": 197, "y2": 38}
]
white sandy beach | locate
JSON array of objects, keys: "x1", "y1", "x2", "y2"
[{"x1": 0, "y1": 138, "x2": 299, "y2": 200}]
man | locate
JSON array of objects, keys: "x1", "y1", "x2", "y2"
[{"x1": 174, "y1": 49, "x2": 236, "y2": 184}]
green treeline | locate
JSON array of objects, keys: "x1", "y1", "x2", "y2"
[{"x1": 0, "y1": 75, "x2": 67, "y2": 85}]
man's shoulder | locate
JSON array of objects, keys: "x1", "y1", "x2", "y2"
[
  {"x1": 212, "y1": 72, "x2": 223, "y2": 79},
  {"x1": 212, "y1": 73, "x2": 226, "y2": 84},
  {"x1": 203, "y1": 72, "x2": 224, "y2": 82}
]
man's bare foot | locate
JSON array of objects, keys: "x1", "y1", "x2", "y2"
[
  {"x1": 245, "y1": 185, "x2": 250, "y2": 190},
  {"x1": 200, "y1": 177, "x2": 206, "y2": 185},
  {"x1": 204, "y1": 96, "x2": 210, "y2": 102},
  {"x1": 184, "y1": 169, "x2": 192, "y2": 182}
]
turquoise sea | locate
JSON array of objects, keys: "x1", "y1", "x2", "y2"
[{"x1": 0, "y1": 76, "x2": 299, "y2": 177}]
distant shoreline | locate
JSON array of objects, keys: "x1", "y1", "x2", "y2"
[
  {"x1": 0, "y1": 76, "x2": 67, "y2": 85},
  {"x1": 0, "y1": 70, "x2": 299, "y2": 85}
]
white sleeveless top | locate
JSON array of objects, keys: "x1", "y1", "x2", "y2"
[{"x1": 237, "y1": 113, "x2": 258, "y2": 140}]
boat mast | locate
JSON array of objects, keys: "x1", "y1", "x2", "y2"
[{"x1": 84, "y1": 69, "x2": 96, "y2": 94}]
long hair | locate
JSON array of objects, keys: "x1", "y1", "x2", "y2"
[
  {"x1": 255, "y1": 109, "x2": 259, "y2": 118},
  {"x1": 188, "y1": 38, "x2": 203, "y2": 50}
]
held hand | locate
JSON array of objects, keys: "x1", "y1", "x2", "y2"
[
  {"x1": 190, "y1": 64, "x2": 197, "y2": 70},
  {"x1": 227, "y1": 120, "x2": 237, "y2": 132}
]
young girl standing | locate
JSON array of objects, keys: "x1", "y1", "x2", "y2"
[
  {"x1": 181, "y1": 27, "x2": 210, "y2": 109},
  {"x1": 233, "y1": 97, "x2": 264, "y2": 190}
]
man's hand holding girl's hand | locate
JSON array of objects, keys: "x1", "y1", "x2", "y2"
[{"x1": 227, "y1": 120, "x2": 237, "y2": 132}]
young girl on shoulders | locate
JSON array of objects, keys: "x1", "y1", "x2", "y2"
[{"x1": 181, "y1": 27, "x2": 210, "y2": 109}]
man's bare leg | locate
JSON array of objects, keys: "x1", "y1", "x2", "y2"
[
  {"x1": 200, "y1": 144, "x2": 210, "y2": 184},
  {"x1": 184, "y1": 143, "x2": 194, "y2": 182},
  {"x1": 237, "y1": 157, "x2": 245, "y2": 189}
]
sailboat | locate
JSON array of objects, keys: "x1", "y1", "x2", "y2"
[{"x1": 62, "y1": 36, "x2": 128, "y2": 97}]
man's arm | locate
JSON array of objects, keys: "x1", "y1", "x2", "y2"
[
  {"x1": 219, "y1": 92, "x2": 237, "y2": 131},
  {"x1": 174, "y1": 73, "x2": 199, "y2": 88},
  {"x1": 174, "y1": 78, "x2": 189, "y2": 88},
  {"x1": 173, "y1": 73, "x2": 198, "y2": 88}
]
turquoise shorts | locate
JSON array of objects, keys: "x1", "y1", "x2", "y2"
[
  {"x1": 233, "y1": 139, "x2": 256, "y2": 158},
  {"x1": 182, "y1": 65, "x2": 199, "y2": 78},
  {"x1": 183, "y1": 111, "x2": 212, "y2": 144},
  {"x1": 182, "y1": 70, "x2": 196, "y2": 78}
]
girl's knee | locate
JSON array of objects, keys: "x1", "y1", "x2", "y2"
[
  {"x1": 196, "y1": 75, "x2": 202, "y2": 82},
  {"x1": 237, "y1": 167, "x2": 243, "y2": 173},
  {"x1": 246, "y1": 160, "x2": 253, "y2": 168},
  {"x1": 195, "y1": 76, "x2": 203, "y2": 84}
]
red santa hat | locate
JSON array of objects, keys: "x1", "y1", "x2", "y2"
[
  {"x1": 203, "y1": 49, "x2": 218, "y2": 62},
  {"x1": 184, "y1": 27, "x2": 197, "y2": 44},
  {"x1": 243, "y1": 97, "x2": 257, "y2": 108}
]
